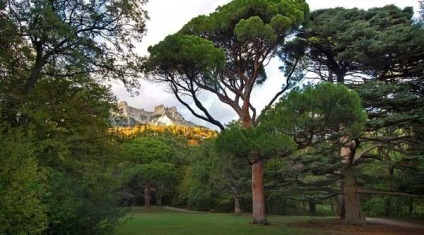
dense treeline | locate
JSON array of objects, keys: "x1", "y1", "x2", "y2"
[
  {"x1": 113, "y1": 124, "x2": 217, "y2": 143},
  {"x1": 1, "y1": 0, "x2": 424, "y2": 233},
  {"x1": 0, "y1": 0, "x2": 147, "y2": 234},
  {"x1": 143, "y1": 0, "x2": 424, "y2": 226},
  {"x1": 278, "y1": 4, "x2": 424, "y2": 224}
]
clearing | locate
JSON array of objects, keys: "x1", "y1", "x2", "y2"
[{"x1": 114, "y1": 207, "x2": 424, "y2": 235}]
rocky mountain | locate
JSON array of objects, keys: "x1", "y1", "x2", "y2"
[{"x1": 111, "y1": 101, "x2": 197, "y2": 127}]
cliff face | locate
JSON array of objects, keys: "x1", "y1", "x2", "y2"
[{"x1": 111, "y1": 101, "x2": 197, "y2": 127}]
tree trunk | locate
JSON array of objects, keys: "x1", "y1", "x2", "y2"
[
  {"x1": 384, "y1": 166, "x2": 394, "y2": 217},
  {"x1": 338, "y1": 138, "x2": 347, "y2": 219},
  {"x1": 409, "y1": 197, "x2": 414, "y2": 215},
  {"x1": 243, "y1": 119, "x2": 267, "y2": 224},
  {"x1": 384, "y1": 196, "x2": 391, "y2": 217},
  {"x1": 338, "y1": 183, "x2": 345, "y2": 218},
  {"x1": 24, "y1": 43, "x2": 47, "y2": 96},
  {"x1": 234, "y1": 196, "x2": 241, "y2": 215},
  {"x1": 343, "y1": 166, "x2": 366, "y2": 225},
  {"x1": 309, "y1": 201, "x2": 316, "y2": 214},
  {"x1": 144, "y1": 183, "x2": 151, "y2": 208},
  {"x1": 251, "y1": 158, "x2": 267, "y2": 224}
]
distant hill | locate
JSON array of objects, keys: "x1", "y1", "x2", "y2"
[{"x1": 111, "y1": 101, "x2": 198, "y2": 127}]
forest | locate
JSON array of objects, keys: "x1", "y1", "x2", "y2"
[{"x1": 1, "y1": 0, "x2": 423, "y2": 234}]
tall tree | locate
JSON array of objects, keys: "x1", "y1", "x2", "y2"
[
  {"x1": 0, "y1": 1, "x2": 149, "y2": 232},
  {"x1": 143, "y1": 0, "x2": 309, "y2": 224},
  {"x1": 216, "y1": 121, "x2": 295, "y2": 216},
  {"x1": 0, "y1": 131, "x2": 47, "y2": 234},
  {"x1": 184, "y1": 139, "x2": 251, "y2": 212},
  {"x1": 28, "y1": 75, "x2": 129, "y2": 234},
  {"x1": 281, "y1": 5, "x2": 424, "y2": 224},
  {"x1": 262, "y1": 83, "x2": 367, "y2": 224},
  {"x1": 2, "y1": 0, "x2": 148, "y2": 126},
  {"x1": 120, "y1": 137, "x2": 177, "y2": 207}
]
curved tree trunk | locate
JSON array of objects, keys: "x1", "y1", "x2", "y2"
[
  {"x1": 251, "y1": 158, "x2": 267, "y2": 224},
  {"x1": 343, "y1": 166, "x2": 366, "y2": 225}
]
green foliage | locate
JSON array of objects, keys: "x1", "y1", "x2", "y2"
[
  {"x1": 235, "y1": 16, "x2": 277, "y2": 42},
  {"x1": 356, "y1": 81, "x2": 424, "y2": 132},
  {"x1": 0, "y1": 74, "x2": 125, "y2": 234},
  {"x1": 1, "y1": 0, "x2": 149, "y2": 233},
  {"x1": 30, "y1": 77, "x2": 127, "y2": 234},
  {"x1": 264, "y1": 143, "x2": 341, "y2": 211},
  {"x1": 124, "y1": 162, "x2": 176, "y2": 186},
  {"x1": 187, "y1": 140, "x2": 227, "y2": 210},
  {"x1": 5, "y1": 0, "x2": 148, "y2": 91},
  {"x1": 185, "y1": 140, "x2": 251, "y2": 211},
  {"x1": 279, "y1": 5, "x2": 424, "y2": 220},
  {"x1": 216, "y1": 122, "x2": 296, "y2": 160},
  {"x1": 119, "y1": 137, "x2": 179, "y2": 206},
  {"x1": 44, "y1": 170, "x2": 126, "y2": 234},
  {"x1": 179, "y1": 0, "x2": 309, "y2": 86},
  {"x1": 145, "y1": 0, "x2": 309, "y2": 130},
  {"x1": 260, "y1": 83, "x2": 367, "y2": 210},
  {"x1": 145, "y1": 34, "x2": 226, "y2": 76},
  {"x1": 187, "y1": 185, "x2": 215, "y2": 211},
  {"x1": 263, "y1": 83, "x2": 367, "y2": 146},
  {"x1": 0, "y1": 130, "x2": 47, "y2": 234},
  {"x1": 121, "y1": 137, "x2": 174, "y2": 163},
  {"x1": 182, "y1": 0, "x2": 308, "y2": 39},
  {"x1": 283, "y1": 5, "x2": 419, "y2": 83}
]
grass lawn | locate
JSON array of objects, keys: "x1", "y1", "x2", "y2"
[{"x1": 113, "y1": 207, "x2": 330, "y2": 235}]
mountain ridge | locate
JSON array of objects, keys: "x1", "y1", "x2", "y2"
[{"x1": 111, "y1": 101, "x2": 198, "y2": 127}]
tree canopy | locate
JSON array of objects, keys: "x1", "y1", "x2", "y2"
[
  {"x1": 0, "y1": 0, "x2": 149, "y2": 233},
  {"x1": 263, "y1": 83, "x2": 366, "y2": 149},
  {"x1": 277, "y1": 4, "x2": 424, "y2": 225},
  {"x1": 143, "y1": 0, "x2": 309, "y2": 224},
  {"x1": 5, "y1": 0, "x2": 147, "y2": 94},
  {"x1": 144, "y1": 0, "x2": 309, "y2": 130}
]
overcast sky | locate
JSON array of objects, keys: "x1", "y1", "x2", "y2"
[{"x1": 111, "y1": 0, "x2": 420, "y2": 129}]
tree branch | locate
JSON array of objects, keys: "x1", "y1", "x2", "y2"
[
  {"x1": 257, "y1": 56, "x2": 299, "y2": 122},
  {"x1": 352, "y1": 144, "x2": 384, "y2": 165},
  {"x1": 357, "y1": 189, "x2": 424, "y2": 198},
  {"x1": 169, "y1": 77, "x2": 225, "y2": 131}
]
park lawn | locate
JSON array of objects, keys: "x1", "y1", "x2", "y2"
[{"x1": 113, "y1": 207, "x2": 331, "y2": 235}]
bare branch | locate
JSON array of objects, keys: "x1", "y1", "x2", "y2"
[
  {"x1": 170, "y1": 81, "x2": 225, "y2": 130},
  {"x1": 257, "y1": 56, "x2": 300, "y2": 122}
]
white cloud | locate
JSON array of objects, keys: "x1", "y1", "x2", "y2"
[{"x1": 112, "y1": 0, "x2": 419, "y2": 130}]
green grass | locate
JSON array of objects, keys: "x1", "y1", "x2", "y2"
[{"x1": 113, "y1": 207, "x2": 331, "y2": 235}]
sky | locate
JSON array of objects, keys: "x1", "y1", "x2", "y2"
[{"x1": 111, "y1": 0, "x2": 420, "y2": 129}]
